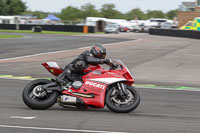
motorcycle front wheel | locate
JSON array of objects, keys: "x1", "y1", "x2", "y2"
[
  {"x1": 22, "y1": 79, "x2": 58, "y2": 110},
  {"x1": 106, "y1": 85, "x2": 140, "y2": 113}
]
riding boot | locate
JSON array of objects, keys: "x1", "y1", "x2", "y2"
[{"x1": 56, "y1": 69, "x2": 71, "y2": 85}]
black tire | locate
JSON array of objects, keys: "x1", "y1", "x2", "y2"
[
  {"x1": 22, "y1": 79, "x2": 58, "y2": 110},
  {"x1": 106, "y1": 85, "x2": 140, "y2": 113}
]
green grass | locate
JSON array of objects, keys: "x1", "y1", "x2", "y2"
[
  {"x1": 0, "y1": 29, "x2": 103, "y2": 35},
  {"x1": 0, "y1": 34, "x2": 23, "y2": 39}
]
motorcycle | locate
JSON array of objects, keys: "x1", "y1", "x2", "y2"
[{"x1": 22, "y1": 59, "x2": 140, "y2": 113}]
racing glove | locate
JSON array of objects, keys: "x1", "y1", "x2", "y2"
[{"x1": 102, "y1": 59, "x2": 111, "y2": 64}]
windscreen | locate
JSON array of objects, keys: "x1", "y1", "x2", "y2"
[{"x1": 114, "y1": 59, "x2": 134, "y2": 79}]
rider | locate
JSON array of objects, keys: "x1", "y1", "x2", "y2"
[{"x1": 56, "y1": 44, "x2": 110, "y2": 85}]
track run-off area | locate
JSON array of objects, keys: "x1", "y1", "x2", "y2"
[{"x1": 0, "y1": 32, "x2": 200, "y2": 133}]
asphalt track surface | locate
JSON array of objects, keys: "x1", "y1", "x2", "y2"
[
  {"x1": 1, "y1": 78, "x2": 200, "y2": 133},
  {"x1": 0, "y1": 33, "x2": 130, "y2": 59},
  {"x1": 0, "y1": 33, "x2": 200, "y2": 133}
]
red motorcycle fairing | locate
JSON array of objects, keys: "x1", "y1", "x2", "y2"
[
  {"x1": 61, "y1": 69, "x2": 132, "y2": 108},
  {"x1": 42, "y1": 62, "x2": 63, "y2": 76},
  {"x1": 42, "y1": 61, "x2": 134, "y2": 108},
  {"x1": 82, "y1": 65, "x2": 103, "y2": 73},
  {"x1": 62, "y1": 80, "x2": 107, "y2": 108}
]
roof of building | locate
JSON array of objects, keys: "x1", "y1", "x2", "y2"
[{"x1": 182, "y1": 2, "x2": 196, "y2": 8}]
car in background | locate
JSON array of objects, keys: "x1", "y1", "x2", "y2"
[
  {"x1": 130, "y1": 25, "x2": 141, "y2": 32},
  {"x1": 160, "y1": 22, "x2": 177, "y2": 29},
  {"x1": 104, "y1": 24, "x2": 120, "y2": 34},
  {"x1": 135, "y1": 18, "x2": 171, "y2": 32},
  {"x1": 120, "y1": 26, "x2": 130, "y2": 32},
  {"x1": 136, "y1": 23, "x2": 152, "y2": 33}
]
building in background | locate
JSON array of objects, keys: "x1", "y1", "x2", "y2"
[
  {"x1": 178, "y1": 0, "x2": 200, "y2": 27},
  {"x1": 0, "y1": 14, "x2": 38, "y2": 25},
  {"x1": 179, "y1": 2, "x2": 196, "y2": 11},
  {"x1": 0, "y1": 16, "x2": 33, "y2": 24}
]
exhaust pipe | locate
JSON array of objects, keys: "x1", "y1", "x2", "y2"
[{"x1": 58, "y1": 95, "x2": 77, "y2": 105}]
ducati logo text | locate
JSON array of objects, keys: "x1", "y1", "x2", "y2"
[{"x1": 85, "y1": 81, "x2": 105, "y2": 90}]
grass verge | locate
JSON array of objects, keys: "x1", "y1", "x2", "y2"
[
  {"x1": 0, "y1": 34, "x2": 23, "y2": 39},
  {"x1": 0, "y1": 29, "x2": 103, "y2": 35}
]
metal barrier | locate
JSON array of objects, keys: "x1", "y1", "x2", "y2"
[{"x1": 149, "y1": 29, "x2": 200, "y2": 39}]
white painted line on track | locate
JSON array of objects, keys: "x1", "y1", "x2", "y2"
[
  {"x1": 103, "y1": 39, "x2": 142, "y2": 47},
  {"x1": 0, "y1": 49, "x2": 72, "y2": 61},
  {"x1": 0, "y1": 39, "x2": 141, "y2": 61},
  {"x1": 77, "y1": 39, "x2": 141, "y2": 49},
  {"x1": 0, "y1": 125, "x2": 127, "y2": 133},
  {"x1": 10, "y1": 116, "x2": 36, "y2": 120},
  {"x1": 78, "y1": 46, "x2": 91, "y2": 50}
]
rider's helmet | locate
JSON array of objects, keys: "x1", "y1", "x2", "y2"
[{"x1": 91, "y1": 44, "x2": 106, "y2": 59}]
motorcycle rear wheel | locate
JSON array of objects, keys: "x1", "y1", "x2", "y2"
[
  {"x1": 22, "y1": 79, "x2": 58, "y2": 110},
  {"x1": 106, "y1": 85, "x2": 140, "y2": 113}
]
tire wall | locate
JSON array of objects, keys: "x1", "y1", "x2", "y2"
[
  {"x1": 149, "y1": 28, "x2": 200, "y2": 39},
  {"x1": 0, "y1": 24, "x2": 96, "y2": 33}
]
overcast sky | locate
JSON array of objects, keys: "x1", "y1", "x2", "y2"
[{"x1": 22, "y1": 0, "x2": 195, "y2": 13}]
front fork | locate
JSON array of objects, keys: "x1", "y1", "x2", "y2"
[{"x1": 117, "y1": 83, "x2": 129, "y2": 99}]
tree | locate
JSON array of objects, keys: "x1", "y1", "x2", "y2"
[
  {"x1": 23, "y1": 11, "x2": 48, "y2": 19},
  {"x1": 0, "y1": 0, "x2": 26, "y2": 15},
  {"x1": 166, "y1": 10, "x2": 177, "y2": 19},
  {"x1": 100, "y1": 4, "x2": 123, "y2": 19},
  {"x1": 8, "y1": 0, "x2": 26, "y2": 15},
  {"x1": 0, "y1": 0, "x2": 9, "y2": 15},
  {"x1": 147, "y1": 10, "x2": 166, "y2": 19},
  {"x1": 126, "y1": 8, "x2": 147, "y2": 20},
  {"x1": 59, "y1": 6, "x2": 81, "y2": 20},
  {"x1": 31, "y1": 11, "x2": 48, "y2": 19},
  {"x1": 81, "y1": 3, "x2": 102, "y2": 18}
]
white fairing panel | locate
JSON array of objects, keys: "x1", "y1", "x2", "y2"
[
  {"x1": 89, "y1": 78, "x2": 127, "y2": 84},
  {"x1": 47, "y1": 62, "x2": 60, "y2": 69}
]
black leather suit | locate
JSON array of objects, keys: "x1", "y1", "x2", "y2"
[{"x1": 65, "y1": 50, "x2": 104, "y2": 74}]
